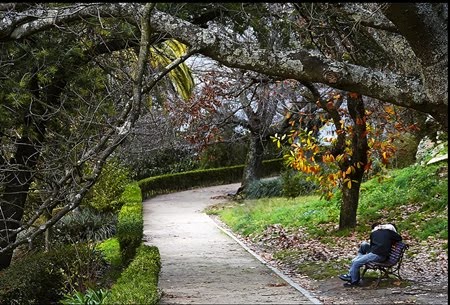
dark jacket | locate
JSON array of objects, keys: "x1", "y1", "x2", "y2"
[{"x1": 369, "y1": 229, "x2": 402, "y2": 258}]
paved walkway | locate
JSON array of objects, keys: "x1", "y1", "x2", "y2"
[{"x1": 143, "y1": 183, "x2": 320, "y2": 304}]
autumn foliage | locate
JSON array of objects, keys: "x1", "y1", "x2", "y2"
[{"x1": 272, "y1": 92, "x2": 418, "y2": 201}]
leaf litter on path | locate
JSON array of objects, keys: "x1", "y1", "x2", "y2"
[{"x1": 210, "y1": 216, "x2": 448, "y2": 304}]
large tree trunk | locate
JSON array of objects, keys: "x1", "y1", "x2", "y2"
[
  {"x1": 0, "y1": 135, "x2": 42, "y2": 269},
  {"x1": 0, "y1": 74, "x2": 61, "y2": 269},
  {"x1": 240, "y1": 132, "x2": 265, "y2": 192},
  {"x1": 338, "y1": 93, "x2": 369, "y2": 229},
  {"x1": 147, "y1": 8, "x2": 448, "y2": 129},
  {"x1": 339, "y1": 183, "x2": 361, "y2": 229}
]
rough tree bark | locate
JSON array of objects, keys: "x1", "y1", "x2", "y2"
[
  {"x1": 338, "y1": 93, "x2": 369, "y2": 229},
  {"x1": 146, "y1": 6, "x2": 448, "y2": 130},
  {"x1": 0, "y1": 4, "x2": 447, "y2": 129},
  {"x1": 381, "y1": 3, "x2": 448, "y2": 128},
  {"x1": 238, "y1": 82, "x2": 279, "y2": 193},
  {"x1": 0, "y1": 136, "x2": 42, "y2": 269},
  {"x1": 241, "y1": 132, "x2": 265, "y2": 191}
]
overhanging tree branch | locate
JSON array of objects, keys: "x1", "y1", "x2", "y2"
[
  {"x1": 0, "y1": 3, "x2": 201, "y2": 255},
  {"x1": 1, "y1": 4, "x2": 446, "y2": 128},
  {"x1": 0, "y1": 2, "x2": 154, "y2": 255}
]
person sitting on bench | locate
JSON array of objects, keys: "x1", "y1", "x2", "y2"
[{"x1": 338, "y1": 222, "x2": 403, "y2": 287}]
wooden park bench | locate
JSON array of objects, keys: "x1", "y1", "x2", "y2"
[{"x1": 361, "y1": 241, "x2": 409, "y2": 287}]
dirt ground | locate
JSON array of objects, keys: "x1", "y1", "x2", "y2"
[{"x1": 144, "y1": 183, "x2": 448, "y2": 305}]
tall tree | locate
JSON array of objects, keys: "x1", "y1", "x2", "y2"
[
  {"x1": 0, "y1": 3, "x2": 447, "y2": 251},
  {"x1": 168, "y1": 66, "x2": 300, "y2": 191},
  {"x1": 0, "y1": 3, "x2": 196, "y2": 268}
]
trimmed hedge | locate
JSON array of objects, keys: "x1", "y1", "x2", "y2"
[
  {"x1": 0, "y1": 160, "x2": 282, "y2": 304},
  {"x1": 138, "y1": 158, "x2": 283, "y2": 199},
  {"x1": 116, "y1": 182, "x2": 143, "y2": 265},
  {"x1": 103, "y1": 160, "x2": 285, "y2": 303},
  {"x1": 0, "y1": 244, "x2": 106, "y2": 305},
  {"x1": 104, "y1": 245, "x2": 161, "y2": 304}
]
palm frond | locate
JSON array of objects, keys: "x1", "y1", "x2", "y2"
[{"x1": 149, "y1": 39, "x2": 194, "y2": 101}]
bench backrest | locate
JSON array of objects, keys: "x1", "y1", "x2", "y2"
[{"x1": 385, "y1": 241, "x2": 407, "y2": 265}]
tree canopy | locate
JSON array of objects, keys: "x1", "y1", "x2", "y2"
[
  {"x1": 0, "y1": 2, "x2": 447, "y2": 268},
  {"x1": 2, "y1": 3, "x2": 446, "y2": 126}
]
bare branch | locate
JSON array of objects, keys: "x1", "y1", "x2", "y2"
[{"x1": 147, "y1": 9, "x2": 430, "y2": 115}]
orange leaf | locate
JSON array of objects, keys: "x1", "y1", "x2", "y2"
[{"x1": 384, "y1": 105, "x2": 395, "y2": 115}]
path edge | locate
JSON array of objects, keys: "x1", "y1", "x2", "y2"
[{"x1": 208, "y1": 216, "x2": 323, "y2": 305}]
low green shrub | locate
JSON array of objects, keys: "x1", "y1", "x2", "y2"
[
  {"x1": 95, "y1": 237, "x2": 124, "y2": 292},
  {"x1": 0, "y1": 244, "x2": 107, "y2": 305},
  {"x1": 116, "y1": 182, "x2": 143, "y2": 265},
  {"x1": 138, "y1": 159, "x2": 283, "y2": 199},
  {"x1": 52, "y1": 207, "x2": 117, "y2": 245},
  {"x1": 104, "y1": 245, "x2": 161, "y2": 305},
  {"x1": 96, "y1": 237, "x2": 122, "y2": 268},
  {"x1": 244, "y1": 178, "x2": 283, "y2": 199},
  {"x1": 61, "y1": 288, "x2": 110, "y2": 305},
  {"x1": 281, "y1": 170, "x2": 318, "y2": 198},
  {"x1": 119, "y1": 182, "x2": 142, "y2": 206},
  {"x1": 83, "y1": 159, "x2": 131, "y2": 213},
  {"x1": 138, "y1": 165, "x2": 242, "y2": 199}
]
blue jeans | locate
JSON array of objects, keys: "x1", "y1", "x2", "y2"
[{"x1": 348, "y1": 241, "x2": 386, "y2": 283}]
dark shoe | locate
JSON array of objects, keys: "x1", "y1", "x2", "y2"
[
  {"x1": 343, "y1": 281, "x2": 360, "y2": 287},
  {"x1": 338, "y1": 274, "x2": 351, "y2": 282}
]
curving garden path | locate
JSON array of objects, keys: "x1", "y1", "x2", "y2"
[{"x1": 142, "y1": 183, "x2": 321, "y2": 304}]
